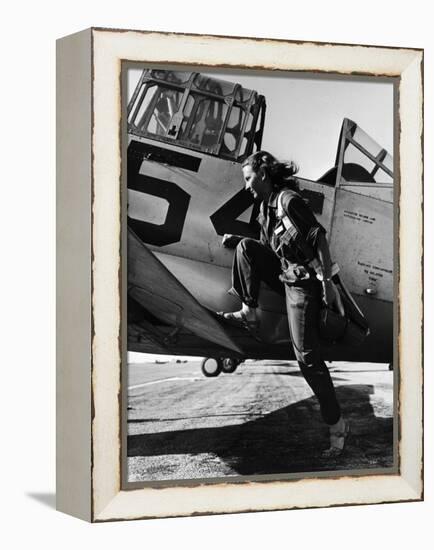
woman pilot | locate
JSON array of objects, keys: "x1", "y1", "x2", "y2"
[{"x1": 220, "y1": 150, "x2": 349, "y2": 457}]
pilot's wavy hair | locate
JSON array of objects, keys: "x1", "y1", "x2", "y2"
[{"x1": 242, "y1": 150, "x2": 299, "y2": 191}]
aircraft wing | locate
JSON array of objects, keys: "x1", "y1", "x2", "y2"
[{"x1": 128, "y1": 228, "x2": 242, "y2": 355}]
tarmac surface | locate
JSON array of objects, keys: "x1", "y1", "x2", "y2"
[{"x1": 127, "y1": 360, "x2": 394, "y2": 482}]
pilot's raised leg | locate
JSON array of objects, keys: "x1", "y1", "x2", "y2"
[
  {"x1": 220, "y1": 237, "x2": 284, "y2": 332},
  {"x1": 229, "y1": 237, "x2": 285, "y2": 308}
]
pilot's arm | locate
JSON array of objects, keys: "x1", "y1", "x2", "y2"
[
  {"x1": 222, "y1": 229, "x2": 264, "y2": 248},
  {"x1": 222, "y1": 214, "x2": 267, "y2": 248},
  {"x1": 316, "y1": 233, "x2": 335, "y2": 306},
  {"x1": 282, "y1": 193, "x2": 342, "y2": 310}
]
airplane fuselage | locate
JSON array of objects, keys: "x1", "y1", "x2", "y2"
[{"x1": 127, "y1": 70, "x2": 394, "y2": 364}]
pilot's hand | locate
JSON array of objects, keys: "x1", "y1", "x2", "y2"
[
  {"x1": 322, "y1": 280, "x2": 334, "y2": 306},
  {"x1": 322, "y1": 280, "x2": 345, "y2": 316},
  {"x1": 222, "y1": 234, "x2": 242, "y2": 249}
]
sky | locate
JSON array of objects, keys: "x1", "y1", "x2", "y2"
[
  {"x1": 127, "y1": 67, "x2": 394, "y2": 180},
  {"x1": 127, "y1": 67, "x2": 394, "y2": 363}
]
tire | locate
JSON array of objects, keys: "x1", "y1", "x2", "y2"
[
  {"x1": 201, "y1": 357, "x2": 222, "y2": 377},
  {"x1": 221, "y1": 358, "x2": 239, "y2": 374}
]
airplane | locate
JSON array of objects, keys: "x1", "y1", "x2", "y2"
[{"x1": 127, "y1": 69, "x2": 394, "y2": 377}]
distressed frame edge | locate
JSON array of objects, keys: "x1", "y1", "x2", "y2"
[
  {"x1": 88, "y1": 29, "x2": 423, "y2": 522},
  {"x1": 91, "y1": 25, "x2": 424, "y2": 56},
  {"x1": 94, "y1": 477, "x2": 421, "y2": 523},
  {"x1": 396, "y1": 51, "x2": 424, "y2": 499}
]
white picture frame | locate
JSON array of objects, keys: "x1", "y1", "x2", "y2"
[{"x1": 56, "y1": 27, "x2": 423, "y2": 522}]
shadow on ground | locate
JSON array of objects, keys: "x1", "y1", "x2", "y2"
[
  {"x1": 26, "y1": 493, "x2": 56, "y2": 509},
  {"x1": 128, "y1": 384, "x2": 394, "y2": 476}
]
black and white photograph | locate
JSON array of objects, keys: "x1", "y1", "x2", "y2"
[
  {"x1": 125, "y1": 66, "x2": 396, "y2": 484},
  {"x1": 3, "y1": 0, "x2": 429, "y2": 539}
]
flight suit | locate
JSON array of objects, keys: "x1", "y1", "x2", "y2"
[{"x1": 229, "y1": 188, "x2": 341, "y2": 425}]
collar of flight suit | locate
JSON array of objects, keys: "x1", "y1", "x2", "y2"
[
  {"x1": 258, "y1": 191, "x2": 279, "y2": 220},
  {"x1": 266, "y1": 191, "x2": 280, "y2": 209}
]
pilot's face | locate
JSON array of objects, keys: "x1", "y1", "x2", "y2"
[{"x1": 243, "y1": 165, "x2": 266, "y2": 200}]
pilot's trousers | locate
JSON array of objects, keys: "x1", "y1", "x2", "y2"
[{"x1": 230, "y1": 238, "x2": 341, "y2": 425}]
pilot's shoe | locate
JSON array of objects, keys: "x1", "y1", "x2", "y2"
[
  {"x1": 217, "y1": 310, "x2": 261, "y2": 341},
  {"x1": 322, "y1": 417, "x2": 349, "y2": 458}
]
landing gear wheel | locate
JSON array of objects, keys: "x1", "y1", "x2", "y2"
[
  {"x1": 222, "y1": 358, "x2": 240, "y2": 374},
  {"x1": 201, "y1": 357, "x2": 222, "y2": 377}
]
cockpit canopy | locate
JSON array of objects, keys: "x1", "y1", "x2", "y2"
[
  {"x1": 127, "y1": 69, "x2": 266, "y2": 161},
  {"x1": 318, "y1": 118, "x2": 393, "y2": 187}
]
